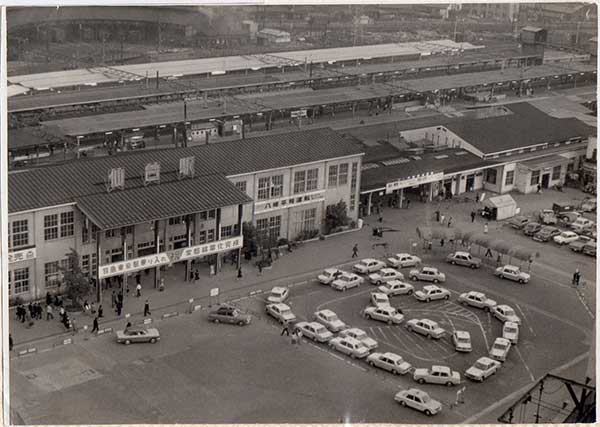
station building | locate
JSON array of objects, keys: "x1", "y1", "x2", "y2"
[{"x1": 7, "y1": 128, "x2": 363, "y2": 303}]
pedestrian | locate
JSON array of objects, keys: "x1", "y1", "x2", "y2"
[
  {"x1": 28, "y1": 302, "x2": 34, "y2": 318},
  {"x1": 258, "y1": 262, "x2": 263, "y2": 276},
  {"x1": 237, "y1": 267, "x2": 243, "y2": 280},
  {"x1": 447, "y1": 216, "x2": 453, "y2": 227},
  {"x1": 352, "y1": 244, "x2": 359, "y2": 258},
  {"x1": 83, "y1": 300, "x2": 90, "y2": 315},
  {"x1": 125, "y1": 321, "x2": 132, "y2": 332},
  {"x1": 26, "y1": 312, "x2": 34, "y2": 329},
  {"x1": 46, "y1": 291, "x2": 52, "y2": 306},
  {"x1": 537, "y1": 183, "x2": 542, "y2": 194},
  {"x1": 136, "y1": 283, "x2": 142, "y2": 297},
  {"x1": 454, "y1": 386, "x2": 466, "y2": 406},
  {"x1": 116, "y1": 301, "x2": 122, "y2": 316},
  {"x1": 440, "y1": 214, "x2": 445, "y2": 225},
  {"x1": 98, "y1": 304, "x2": 104, "y2": 318},
  {"x1": 194, "y1": 269, "x2": 200, "y2": 283},
  {"x1": 435, "y1": 210, "x2": 440, "y2": 222},
  {"x1": 144, "y1": 299, "x2": 151, "y2": 317},
  {"x1": 9, "y1": 334, "x2": 13, "y2": 352},
  {"x1": 135, "y1": 272, "x2": 141, "y2": 286},
  {"x1": 406, "y1": 199, "x2": 411, "y2": 209},
  {"x1": 111, "y1": 290, "x2": 116, "y2": 308},
  {"x1": 91, "y1": 316, "x2": 99, "y2": 333},
  {"x1": 281, "y1": 324, "x2": 290, "y2": 336},
  {"x1": 483, "y1": 223, "x2": 489, "y2": 234},
  {"x1": 118, "y1": 291, "x2": 124, "y2": 305},
  {"x1": 59, "y1": 306, "x2": 65, "y2": 317},
  {"x1": 159, "y1": 278, "x2": 165, "y2": 292},
  {"x1": 573, "y1": 269, "x2": 581, "y2": 286},
  {"x1": 292, "y1": 330, "x2": 301, "y2": 346},
  {"x1": 496, "y1": 254, "x2": 502, "y2": 267},
  {"x1": 440, "y1": 238, "x2": 445, "y2": 247},
  {"x1": 15, "y1": 305, "x2": 22, "y2": 322},
  {"x1": 471, "y1": 210, "x2": 476, "y2": 223},
  {"x1": 46, "y1": 304, "x2": 54, "y2": 320},
  {"x1": 90, "y1": 302, "x2": 96, "y2": 315}
]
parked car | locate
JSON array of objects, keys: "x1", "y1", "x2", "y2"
[
  {"x1": 553, "y1": 202, "x2": 576, "y2": 214},
  {"x1": 557, "y1": 211, "x2": 582, "y2": 225},
  {"x1": 580, "y1": 198, "x2": 596, "y2": 212},
  {"x1": 331, "y1": 272, "x2": 363, "y2": 291},
  {"x1": 533, "y1": 226, "x2": 561, "y2": 242},
  {"x1": 353, "y1": 258, "x2": 386, "y2": 274},
  {"x1": 405, "y1": 318, "x2": 445, "y2": 339},
  {"x1": 317, "y1": 268, "x2": 344, "y2": 285},
  {"x1": 465, "y1": 357, "x2": 501, "y2": 382},
  {"x1": 314, "y1": 309, "x2": 346, "y2": 332},
  {"x1": 368, "y1": 268, "x2": 404, "y2": 285},
  {"x1": 539, "y1": 209, "x2": 558, "y2": 225},
  {"x1": 413, "y1": 365, "x2": 460, "y2": 386},
  {"x1": 370, "y1": 292, "x2": 391, "y2": 307},
  {"x1": 491, "y1": 304, "x2": 521, "y2": 325},
  {"x1": 457, "y1": 291, "x2": 497, "y2": 311},
  {"x1": 445, "y1": 251, "x2": 481, "y2": 268},
  {"x1": 267, "y1": 286, "x2": 289, "y2": 303},
  {"x1": 116, "y1": 326, "x2": 160, "y2": 345},
  {"x1": 387, "y1": 253, "x2": 421, "y2": 268},
  {"x1": 265, "y1": 303, "x2": 296, "y2": 324},
  {"x1": 452, "y1": 330, "x2": 472, "y2": 352},
  {"x1": 394, "y1": 388, "x2": 442, "y2": 416},
  {"x1": 554, "y1": 231, "x2": 580, "y2": 245},
  {"x1": 207, "y1": 305, "x2": 252, "y2": 326},
  {"x1": 414, "y1": 285, "x2": 451, "y2": 302},
  {"x1": 409, "y1": 267, "x2": 446, "y2": 283},
  {"x1": 367, "y1": 352, "x2": 411, "y2": 375},
  {"x1": 329, "y1": 336, "x2": 370, "y2": 359},
  {"x1": 502, "y1": 321, "x2": 519, "y2": 344},
  {"x1": 571, "y1": 217, "x2": 595, "y2": 234},
  {"x1": 378, "y1": 280, "x2": 414, "y2": 296},
  {"x1": 294, "y1": 321, "x2": 333, "y2": 343},
  {"x1": 583, "y1": 241, "x2": 597, "y2": 257},
  {"x1": 364, "y1": 305, "x2": 404, "y2": 325},
  {"x1": 523, "y1": 222, "x2": 542, "y2": 236},
  {"x1": 489, "y1": 337, "x2": 512, "y2": 362},
  {"x1": 494, "y1": 265, "x2": 530, "y2": 284},
  {"x1": 569, "y1": 236, "x2": 594, "y2": 252},
  {"x1": 507, "y1": 215, "x2": 529, "y2": 229},
  {"x1": 339, "y1": 328, "x2": 378, "y2": 350}
]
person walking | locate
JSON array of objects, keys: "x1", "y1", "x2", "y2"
[
  {"x1": 91, "y1": 316, "x2": 99, "y2": 333},
  {"x1": 118, "y1": 291, "x2": 124, "y2": 305},
  {"x1": 454, "y1": 386, "x2": 466, "y2": 407},
  {"x1": 111, "y1": 290, "x2": 116, "y2": 308},
  {"x1": 258, "y1": 262, "x2": 263, "y2": 276},
  {"x1": 537, "y1": 183, "x2": 542, "y2": 194},
  {"x1": 573, "y1": 269, "x2": 581, "y2": 287},
  {"x1": 116, "y1": 301, "x2": 122, "y2": 316},
  {"x1": 352, "y1": 244, "x2": 359, "y2": 258},
  {"x1": 46, "y1": 304, "x2": 54, "y2": 321},
  {"x1": 98, "y1": 304, "x2": 104, "y2": 318},
  {"x1": 144, "y1": 299, "x2": 151, "y2": 317},
  {"x1": 46, "y1": 291, "x2": 52, "y2": 307},
  {"x1": 471, "y1": 210, "x2": 476, "y2": 223},
  {"x1": 59, "y1": 306, "x2": 65, "y2": 318},
  {"x1": 483, "y1": 223, "x2": 489, "y2": 234},
  {"x1": 28, "y1": 302, "x2": 34, "y2": 319},
  {"x1": 281, "y1": 324, "x2": 290, "y2": 336},
  {"x1": 447, "y1": 216, "x2": 453, "y2": 228},
  {"x1": 159, "y1": 278, "x2": 165, "y2": 292},
  {"x1": 9, "y1": 334, "x2": 13, "y2": 352},
  {"x1": 83, "y1": 300, "x2": 90, "y2": 316},
  {"x1": 136, "y1": 283, "x2": 142, "y2": 297},
  {"x1": 194, "y1": 269, "x2": 200, "y2": 284},
  {"x1": 237, "y1": 267, "x2": 243, "y2": 280},
  {"x1": 440, "y1": 214, "x2": 446, "y2": 226}
]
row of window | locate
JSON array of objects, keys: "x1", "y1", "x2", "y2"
[
  {"x1": 486, "y1": 165, "x2": 562, "y2": 187},
  {"x1": 44, "y1": 212, "x2": 74, "y2": 241},
  {"x1": 349, "y1": 162, "x2": 359, "y2": 212}
]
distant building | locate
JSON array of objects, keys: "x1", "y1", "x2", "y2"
[
  {"x1": 519, "y1": 3, "x2": 597, "y2": 23},
  {"x1": 465, "y1": 3, "x2": 520, "y2": 21},
  {"x1": 257, "y1": 28, "x2": 291, "y2": 45},
  {"x1": 242, "y1": 20, "x2": 258, "y2": 41}
]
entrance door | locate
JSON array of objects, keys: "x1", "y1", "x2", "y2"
[
  {"x1": 466, "y1": 174, "x2": 475, "y2": 192},
  {"x1": 541, "y1": 173, "x2": 550, "y2": 188}
]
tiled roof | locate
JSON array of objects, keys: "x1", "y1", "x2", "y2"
[
  {"x1": 76, "y1": 174, "x2": 252, "y2": 229},
  {"x1": 8, "y1": 128, "x2": 363, "y2": 213},
  {"x1": 445, "y1": 103, "x2": 595, "y2": 155}
]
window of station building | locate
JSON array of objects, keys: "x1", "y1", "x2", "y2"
[
  {"x1": 60, "y1": 211, "x2": 74, "y2": 238},
  {"x1": 294, "y1": 208, "x2": 316, "y2": 236},
  {"x1": 350, "y1": 162, "x2": 358, "y2": 211},
  {"x1": 208, "y1": 210, "x2": 216, "y2": 219},
  {"x1": 293, "y1": 170, "x2": 306, "y2": 194},
  {"x1": 44, "y1": 214, "x2": 59, "y2": 241},
  {"x1": 328, "y1": 165, "x2": 338, "y2": 187},
  {"x1": 105, "y1": 229, "x2": 118, "y2": 239},
  {"x1": 258, "y1": 175, "x2": 284, "y2": 200},
  {"x1": 486, "y1": 169, "x2": 497, "y2": 185},
  {"x1": 221, "y1": 225, "x2": 233, "y2": 238},
  {"x1": 82, "y1": 254, "x2": 90, "y2": 275},
  {"x1": 44, "y1": 261, "x2": 60, "y2": 289},
  {"x1": 505, "y1": 170, "x2": 515, "y2": 186},
  {"x1": 339, "y1": 164, "x2": 349, "y2": 185},
  {"x1": 256, "y1": 215, "x2": 281, "y2": 242},
  {"x1": 91, "y1": 254, "x2": 97, "y2": 274},
  {"x1": 138, "y1": 241, "x2": 154, "y2": 250},
  {"x1": 198, "y1": 230, "x2": 207, "y2": 244},
  {"x1": 169, "y1": 216, "x2": 183, "y2": 226},
  {"x1": 124, "y1": 225, "x2": 134, "y2": 235},
  {"x1": 530, "y1": 170, "x2": 540, "y2": 186},
  {"x1": 11, "y1": 268, "x2": 30, "y2": 295},
  {"x1": 306, "y1": 169, "x2": 319, "y2": 191},
  {"x1": 82, "y1": 223, "x2": 100, "y2": 244},
  {"x1": 10, "y1": 219, "x2": 29, "y2": 249},
  {"x1": 199, "y1": 211, "x2": 208, "y2": 221},
  {"x1": 207, "y1": 228, "x2": 216, "y2": 242},
  {"x1": 552, "y1": 165, "x2": 561, "y2": 180},
  {"x1": 329, "y1": 164, "x2": 349, "y2": 187},
  {"x1": 235, "y1": 181, "x2": 247, "y2": 194}
]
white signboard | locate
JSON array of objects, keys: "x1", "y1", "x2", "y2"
[
  {"x1": 291, "y1": 109, "x2": 307, "y2": 118},
  {"x1": 99, "y1": 236, "x2": 243, "y2": 279},
  {"x1": 8, "y1": 248, "x2": 36, "y2": 264},
  {"x1": 210, "y1": 288, "x2": 219, "y2": 297},
  {"x1": 255, "y1": 190, "x2": 325, "y2": 214},
  {"x1": 385, "y1": 172, "x2": 444, "y2": 194}
]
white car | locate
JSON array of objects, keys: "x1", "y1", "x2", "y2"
[
  {"x1": 489, "y1": 337, "x2": 512, "y2": 361},
  {"x1": 368, "y1": 268, "x2": 404, "y2": 285},
  {"x1": 581, "y1": 198, "x2": 596, "y2": 212},
  {"x1": 414, "y1": 285, "x2": 451, "y2": 302},
  {"x1": 265, "y1": 303, "x2": 296, "y2": 324},
  {"x1": 394, "y1": 388, "x2": 442, "y2": 416},
  {"x1": 353, "y1": 258, "x2": 386, "y2": 274},
  {"x1": 405, "y1": 318, "x2": 445, "y2": 339},
  {"x1": 409, "y1": 266, "x2": 446, "y2": 283},
  {"x1": 446, "y1": 251, "x2": 481, "y2": 268},
  {"x1": 329, "y1": 336, "x2": 370, "y2": 359},
  {"x1": 317, "y1": 268, "x2": 344, "y2": 285},
  {"x1": 554, "y1": 231, "x2": 580, "y2": 245},
  {"x1": 494, "y1": 265, "x2": 530, "y2": 284},
  {"x1": 364, "y1": 305, "x2": 404, "y2": 325},
  {"x1": 571, "y1": 217, "x2": 595, "y2": 233},
  {"x1": 452, "y1": 330, "x2": 472, "y2": 352},
  {"x1": 457, "y1": 291, "x2": 497, "y2": 311},
  {"x1": 313, "y1": 309, "x2": 346, "y2": 332},
  {"x1": 413, "y1": 365, "x2": 461, "y2": 386},
  {"x1": 378, "y1": 280, "x2": 414, "y2": 296},
  {"x1": 387, "y1": 253, "x2": 421, "y2": 268},
  {"x1": 465, "y1": 357, "x2": 501, "y2": 382},
  {"x1": 370, "y1": 292, "x2": 391, "y2": 307},
  {"x1": 267, "y1": 286, "x2": 289, "y2": 303},
  {"x1": 502, "y1": 321, "x2": 519, "y2": 344},
  {"x1": 491, "y1": 304, "x2": 521, "y2": 325},
  {"x1": 331, "y1": 272, "x2": 363, "y2": 291},
  {"x1": 294, "y1": 321, "x2": 333, "y2": 343},
  {"x1": 366, "y1": 352, "x2": 412, "y2": 375},
  {"x1": 339, "y1": 328, "x2": 378, "y2": 350}
]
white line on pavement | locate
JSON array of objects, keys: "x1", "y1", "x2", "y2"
[
  {"x1": 514, "y1": 346, "x2": 535, "y2": 382},
  {"x1": 514, "y1": 303, "x2": 535, "y2": 336},
  {"x1": 315, "y1": 288, "x2": 373, "y2": 311}
]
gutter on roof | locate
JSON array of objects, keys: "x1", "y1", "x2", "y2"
[{"x1": 9, "y1": 202, "x2": 76, "y2": 216}]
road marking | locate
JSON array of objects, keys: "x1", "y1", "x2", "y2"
[
  {"x1": 514, "y1": 304, "x2": 535, "y2": 336},
  {"x1": 315, "y1": 287, "x2": 373, "y2": 311},
  {"x1": 514, "y1": 346, "x2": 535, "y2": 382},
  {"x1": 378, "y1": 327, "x2": 391, "y2": 342},
  {"x1": 573, "y1": 288, "x2": 595, "y2": 319},
  {"x1": 444, "y1": 314, "x2": 456, "y2": 332}
]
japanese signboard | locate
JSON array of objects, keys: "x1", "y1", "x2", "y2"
[
  {"x1": 99, "y1": 236, "x2": 243, "y2": 279},
  {"x1": 385, "y1": 172, "x2": 443, "y2": 194},
  {"x1": 8, "y1": 248, "x2": 36, "y2": 264},
  {"x1": 255, "y1": 190, "x2": 325, "y2": 214},
  {"x1": 106, "y1": 167, "x2": 125, "y2": 192},
  {"x1": 291, "y1": 109, "x2": 307, "y2": 118}
]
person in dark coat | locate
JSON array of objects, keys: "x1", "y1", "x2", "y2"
[
  {"x1": 91, "y1": 316, "x2": 99, "y2": 333},
  {"x1": 116, "y1": 301, "x2": 123, "y2": 316},
  {"x1": 237, "y1": 267, "x2": 243, "y2": 279},
  {"x1": 46, "y1": 292, "x2": 52, "y2": 306},
  {"x1": 471, "y1": 211, "x2": 476, "y2": 223},
  {"x1": 144, "y1": 299, "x2": 151, "y2": 317},
  {"x1": 9, "y1": 334, "x2": 13, "y2": 351},
  {"x1": 98, "y1": 305, "x2": 104, "y2": 318}
]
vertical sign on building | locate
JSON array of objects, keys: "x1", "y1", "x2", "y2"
[
  {"x1": 106, "y1": 167, "x2": 125, "y2": 192},
  {"x1": 178, "y1": 156, "x2": 195, "y2": 179},
  {"x1": 143, "y1": 162, "x2": 161, "y2": 185}
]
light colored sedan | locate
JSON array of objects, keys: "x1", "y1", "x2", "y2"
[
  {"x1": 329, "y1": 336, "x2": 370, "y2": 359},
  {"x1": 267, "y1": 286, "x2": 289, "y2": 303},
  {"x1": 414, "y1": 285, "x2": 450, "y2": 302},
  {"x1": 340, "y1": 328, "x2": 378, "y2": 350},
  {"x1": 353, "y1": 258, "x2": 386, "y2": 274},
  {"x1": 494, "y1": 265, "x2": 530, "y2": 284},
  {"x1": 502, "y1": 321, "x2": 519, "y2": 344},
  {"x1": 413, "y1": 365, "x2": 461, "y2": 386},
  {"x1": 394, "y1": 388, "x2": 442, "y2": 416},
  {"x1": 368, "y1": 268, "x2": 404, "y2": 285},
  {"x1": 457, "y1": 291, "x2": 497, "y2": 311},
  {"x1": 554, "y1": 231, "x2": 580, "y2": 245},
  {"x1": 409, "y1": 266, "x2": 446, "y2": 283},
  {"x1": 370, "y1": 292, "x2": 391, "y2": 307},
  {"x1": 313, "y1": 309, "x2": 346, "y2": 332},
  {"x1": 265, "y1": 303, "x2": 296, "y2": 324},
  {"x1": 116, "y1": 326, "x2": 160, "y2": 345},
  {"x1": 331, "y1": 272, "x2": 363, "y2": 291},
  {"x1": 446, "y1": 251, "x2": 481, "y2": 268},
  {"x1": 364, "y1": 306, "x2": 404, "y2": 325},
  {"x1": 367, "y1": 352, "x2": 411, "y2": 375},
  {"x1": 489, "y1": 337, "x2": 512, "y2": 362},
  {"x1": 452, "y1": 330, "x2": 472, "y2": 352},
  {"x1": 491, "y1": 304, "x2": 522, "y2": 325},
  {"x1": 317, "y1": 268, "x2": 344, "y2": 285},
  {"x1": 465, "y1": 357, "x2": 501, "y2": 382},
  {"x1": 378, "y1": 280, "x2": 414, "y2": 296},
  {"x1": 294, "y1": 321, "x2": 333, "y2": 343},
  {"x1": 207, "y1": 305, "x2": 252, "y2": 326},
  {"x1": 405, "y1": 318, "x2": 445, "y2": 339},
  {"x1": 387, "y1": 253, "x2": 421, "y2": 268}
]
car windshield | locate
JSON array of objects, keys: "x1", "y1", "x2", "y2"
[
  {"x1": 504, "y1": 308, "x2": 516, "y2": 316},
  {"x1": 375, "y1": 295, "x2": 386, "y2": 302},
  {"x1": 421, "y1": 394, "x2": 430, "y2": 403},
  {"x1": 505, "y1": 326, "x2": 517, "y2": 334},
  {"x1": 474, "y1": 361, "x2": 489, "y2": 370},
  {"x1": 272, "y1": 290, "x2": 284, "y2": 297},
  {"x1": 314, "y1": 325, "x2": 326, "y2": 333},
  {"x1": 354, "y1": 331, "x2": 366, "y2": 339},
  {"x1": 494, "y1": 343, "x2": 508, "y2": 350},
  {"x1": 457, "y1": 337, "x2": 470, "y2": 344},
  {"x1": 280, "y1": 309, "x2": 291, "y2": 316}
]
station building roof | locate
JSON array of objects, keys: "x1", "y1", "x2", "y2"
[{"x1": 9, "y1": 127, "x2": 363, "y2": 214}]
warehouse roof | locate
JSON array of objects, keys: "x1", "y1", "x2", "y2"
[{"x1": 9, "y1": 127, "x2": 363, "y2": 213}]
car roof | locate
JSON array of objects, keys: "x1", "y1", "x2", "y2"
[
  {"x1": 477, "y1": 356, "x2": 495, "y2": 364},
  {"x1": 379, "y1": 267, "x2": 396, "y2": 272},
  {"x1": 396, "y1": 253, "x2": 411, "y2": 257},
  {"x1": 432, "y1": 365, "x2": 451, "y2": 373},
  {"x1": 383, "y1": 352, "x2": 401, "y2": 360},
  {"x1": 346, "y1": 327, "x2": 364, "y2": 334},
  {"x1": 422, "y1": 266, "x2": 437, "y2": 272},
  {"x1": 372, "y1": 292, "x2": 388, "y2": 298},
  {"x1": 308, "y1": 321, "x2": 325, "y2": 328},
  {"x1": 420, "y1": 319, "x2": 438, "y2": 326},
  {"x1": 271, "y1": 286, "x2": 287, "y2": 293},
  {"x1": 504, "y1": 321, "x2": 519, "y2": 327},
  {"x1": 454, "y1": 330, "x2": 470, "y2": 339},
  {"x1": 361, "y1": 258, "x2": 378, "y2": 263},
  {"x1": 423, "y1": 285, "x2": 440, "y2": 291},
  {"x1": 125, "y1": 326, "x2": 147, "y2": 333},
  {"x1": 406, "y1": 388, "x2": 429, "y2": 397},
  {"x1": 453, "y1": 251, "x2": 470, "y2": 256},
  {"x1": 503, "y1": 264, "x2": 519, "y2": 269},
  {"x1": 272, "y1": 303, "x2": 290, "y2": 310},
  {"x1": 341, "y1": 336, "x2": 362, "y2": 345},
  {"x1": 468, "y1": 291, "x2": 485, "y2": 298},
  {"x1": 496, "y1": 304, "x2": 512, "y2": 310},
  {"x1": 317, "y1": 309, "x2": 335, "y2": 316},
  {"x1": 323, "y1": 268, "x2": 340, "y2": 274},
  {"x1": 494, "y1": 337, "x2": 511, "y2": 345}
]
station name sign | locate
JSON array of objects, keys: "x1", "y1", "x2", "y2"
[
  {"x1": 8, "y1": 248, "x2": 36, "y2": 264},
  {"x1": 385, "y1": 171, "x2": 443, "y2": 194},
  {"x1": 99, "y1": 236, "x2": 243, "y2": 279},
  {"x1": 255, "y1": 190, "x2": 325, "y2": 214}
]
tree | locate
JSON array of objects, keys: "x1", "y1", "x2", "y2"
[
  {"x1": 60, "y1": 249, "x2": 92, "y2": 309},
  {"x1": 325, "y1": 200, "x2": 350, "y2": 234},
  {"x1": 242, "y1": 221, "x2": 257, "y2": 256}
]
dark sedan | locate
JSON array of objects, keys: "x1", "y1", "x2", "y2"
[{"x1": 208, "y1": 305, "x2": 252, "y2": 326}]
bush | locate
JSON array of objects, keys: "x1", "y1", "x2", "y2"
[
  {"x1": 350, "y1": 220, "x2": 357, "y2": 229},
  {"x1": 325, "y1": 200, "x2": 350, "y2": 234}
]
